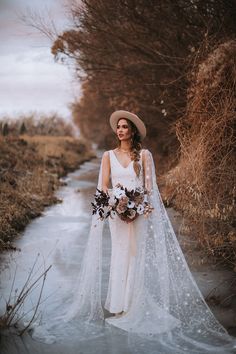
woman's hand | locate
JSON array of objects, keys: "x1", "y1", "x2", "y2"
[{"x1": 102, "y1": 187, "x2": 109, "y2": 194}]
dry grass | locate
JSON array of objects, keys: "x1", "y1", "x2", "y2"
[
  {"x1": 162, "y1": 40, "x2": 236, "y2": 267},
  {"x1": 0, "y1": 257, "x2": 52, "y2": 335},
  {"x1": 0, "y1": 135, "x2": 95, "y2": 251}
]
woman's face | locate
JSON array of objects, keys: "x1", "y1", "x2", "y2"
[{"x1": 116, "y1": 118, "x2": 132, "y2": 141}]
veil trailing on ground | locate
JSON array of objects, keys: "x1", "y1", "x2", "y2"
[{"x1": 65, "y1": 150, "x2": 236, "y2": 353}]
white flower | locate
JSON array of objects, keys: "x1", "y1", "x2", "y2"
[
  {"x1": 110, "y1": 210, "x2": 116, "y2": 218},
  {"x1": 137, "y1": 204, "x2": 145, "y2": 214},
  {"x1": 114, "y1": 188, "x2": 126, "y2": 199},
  {"x1": 127, "y1": 200, "x2": 135, "y2": 208},
  {"x1": 108, "y1": 191, "x2": 115, "y2": 204},
  {"x1": 160, "y1": 100, "x2": 164, "y2": 104}
]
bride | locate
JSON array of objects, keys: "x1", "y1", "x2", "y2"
[{"x1": 66, "y1": 110, "x2": 236, "y2": 353}]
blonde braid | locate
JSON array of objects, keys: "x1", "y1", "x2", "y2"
[
  {"x1": 130, "y1": 147, "x2": 142, "y2": 177},
  {"x1": 129, "y1": 122, "x2": 142, "y2": 177}
]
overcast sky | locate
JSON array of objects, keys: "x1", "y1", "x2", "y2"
[{"x1": 0, "y1": 0, "x2": 80, "y2": 120}]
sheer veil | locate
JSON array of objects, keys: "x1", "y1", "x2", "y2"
[{"x1": 64, "y1": 149, "x2": 236, "y2": 353}]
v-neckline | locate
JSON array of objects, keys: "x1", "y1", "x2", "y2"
[{"x1": 111, "y1": 149, "x2": 133, "y2": 169}]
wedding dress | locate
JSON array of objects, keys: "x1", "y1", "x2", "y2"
[
  {"x1": 64, "y1": 148, "x2": 236, "y2": 353},
  {"x1": 104, "y1": 149, "x2": 148, "y2": 314}
]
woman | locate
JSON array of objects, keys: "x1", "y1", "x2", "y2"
[
  {"x1": 67, "y1": 110, "x2": 236, "y2": 353},
  {"x1": 102, "y1": 111, "x2": 149, "y2": 316}
]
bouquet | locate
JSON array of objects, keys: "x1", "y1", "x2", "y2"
[{"x1": 91, "y1": 183, "x2": 154, "y2": 223}]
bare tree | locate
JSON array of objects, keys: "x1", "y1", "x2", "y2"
[{"x1": 52, "y1": 0, "x2": 236, "y2": 163}]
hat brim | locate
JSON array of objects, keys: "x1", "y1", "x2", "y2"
[{"x1": 109, "y1": 110, "x2": 146, "y2": 140}]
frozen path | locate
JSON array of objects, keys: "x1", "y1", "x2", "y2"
[
  {"x1": 0, "y1": 152, "x2": 235, "y2": 354},
  {"x1": 0, "y1": 152, "x2": 144, "y2": 353}
]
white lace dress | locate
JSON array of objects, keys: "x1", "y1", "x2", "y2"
[{"x1": 104, "y1": 149, "x2": 148, "y2": 313}]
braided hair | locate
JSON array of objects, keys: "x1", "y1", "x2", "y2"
[{"x1": 117, "y1": 118, "x2": 142, "y2": 177}]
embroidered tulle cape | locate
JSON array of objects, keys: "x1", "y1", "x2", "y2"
[{"x1": 63, "y1": 150, "x2": 236, "y2": 353}]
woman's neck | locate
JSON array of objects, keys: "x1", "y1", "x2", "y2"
[{"x1": 119, "y1": 141, "x2": 132, "y2": 152}]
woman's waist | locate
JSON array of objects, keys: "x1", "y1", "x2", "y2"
[
  {"x1": 109, "y1": 183, "x2": 144, "y2": 193},
  {"x1": 112, "y1": 175, "x2": 143, "y2": 186}
]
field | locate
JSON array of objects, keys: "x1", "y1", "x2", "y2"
[{"x1": 0, "y1": 134, "x2": 95, "y2": 250}]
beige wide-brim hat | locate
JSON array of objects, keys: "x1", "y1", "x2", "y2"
[{"x1": 109, "y1": 110, "x2": 146, "y2": 140}]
